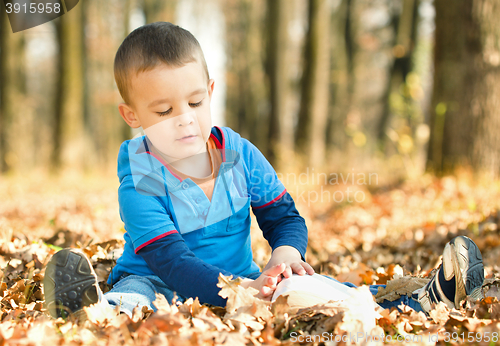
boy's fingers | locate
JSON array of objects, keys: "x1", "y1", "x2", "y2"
[
  {"x1": 265, "y1": 276, "x2": 277, "y2": 287},
  {"x1": 261, "y1": 286, "x2": 272, "y2": 296},
  {"x1": 290, "y1": 263, "x2": 306, "y2": 275},
  {"x1": 282, "y1": 265, "x2": 293, "y2": 278},
  {"x1": 303, "y1": 262, "x2": 315, "y2": 275},
  {"x1": 264, "y1": 263, "x2": 286, "y2": 277}
]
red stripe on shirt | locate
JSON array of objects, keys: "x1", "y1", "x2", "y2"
[
  {"x1": 214, "y1": 125, "x2": 226, "y2": 162},
  {"x1": 252, "y1": 189, "x2": 287, "y2": 209},
  {"x1": 145, "y1": 151, "x2": 183, "y2": 182},
  {"x1": 135, "y1": 229, "x2": 179, "y2": 253},
  {"x1": 210, "y1": 133, "x2": 222, "y2": 149}
]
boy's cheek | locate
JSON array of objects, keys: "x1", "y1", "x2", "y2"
[{"x1": 198, "y1": 114, "x2": 212, "y2": 131}]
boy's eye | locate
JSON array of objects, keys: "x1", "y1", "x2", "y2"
[
  {"x1": 157, "y1": 108, "x2": 172, "y2": 117},
  {"x1": 189, "y1": 100, "x2": 203, "y2": 108},
  {"x1": 156, "y1": 100, "x2": 203, "y2": 116}
]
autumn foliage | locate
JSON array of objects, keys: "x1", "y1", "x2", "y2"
[{"x1": 1, "y1": 173, "x2": 500, "y2": 345}]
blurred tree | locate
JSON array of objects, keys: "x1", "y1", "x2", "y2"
[
  {"x1": 377, "y1": 0, "x2": 420, "y2": 147},
  {"x1": 0, "y1": 7, "x2": 25, "y2": 173},
  {"x1": 52, "y1": 2, "x2": 87, "y2": 170},
  {"x1": 84, "y1": 0, "x2": 135, "y2": 172},
  {"x1": 120, "y1": 0, "x2": 134, "y2": 142},
  {"x1": 224, "y1": 0, "x2": 267, "y2": 150},
  {"x1": 326, "y1": 0, "x2": 354, "y2": 152},
  {"x1": 295, "y1": 0, "x2": 331, "y2": 168},
  {"x1": 427, "y1": 0, "x2": 500, "y2": 176},
  {"x1": 143, "y1": 0, "x2": 177, "y2": 23},
  {"x1": 81, "y1": 0, "x2": 90, "y2": 150},
  {"x1": 265, "y1": 0, "x2": 291, "y2": 164}
]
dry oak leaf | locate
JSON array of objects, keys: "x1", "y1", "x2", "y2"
[
  {"x1": 137, "y1": 310, "x2": 188, "y2": 334},
  {"x1": 26, "y1": 321, "x2": 60, "y2": 346},
  {"x1": 217, "y1": 273, "x2": 273, "y2": 333},
  {"x1": 485, "y1": 284, "x2": 500, "y2": 301},
  {"x1": 193, "y1": 306, "x2": 230, "y2": 332},
  {"x1": 217, "y1": 273, "x2": 272, "y2": 319},
  {"x1": 135, "y1": 294, "x2": 191, "y2": 335},
  {"x1": 178, "y1": 297, "x2": 203, "y2": 318},
  {"x1": 178, "y1": 297, "x2": 230, "y2": 332},
  {"x1": 271, "y1": 294, "x2": 290, "y2": 324},
  {"x1": 217, "y1": 274, "x2": 258, "y2": 312},
  {"x1": 407, "y1": 310, "x2": 429, "y2": 328},
  {"x1": 472, "y1": 296, "x2": 500, "y2": 320},
  {"x1": 83, "y1": 301, "x2": 120, "y2": 325},
  {"x1": 375, "y1": 275, "x2": 429, "y2": 303},
  {"x1": 428, "y1": 302, "x2": 450, "y2": 325}
]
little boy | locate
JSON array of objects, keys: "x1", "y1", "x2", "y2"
[{"x1": 43, "y1": 22, "x2": 484, "y2": 319}]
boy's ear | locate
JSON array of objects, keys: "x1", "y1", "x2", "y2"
[
  {"x1": 118, "y1": 103, "x2": 141, "y2": 128},
  {"x1": 207, "y1": 79, "x2": 215, "y2": 98}
]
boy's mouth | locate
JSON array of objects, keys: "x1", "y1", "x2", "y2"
[{"x1": 178, "y1": 134, "x2": 197, "y2": 140}]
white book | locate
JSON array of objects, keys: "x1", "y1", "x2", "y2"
[
  {"x1": 271, "y1": 273, "x2": 359, "y2": 307},
  {"x1": 271, "y1": 274, "x2": 381, "y2": 334}
]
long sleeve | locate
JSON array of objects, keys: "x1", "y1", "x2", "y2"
[
  {"x1": 252, "y1": 191, "x2": 308, "y2": 260},
  {"x1": 137, "y1": 231, "x2": 236, "y2": 307},
  {"x1": 236, "y1": 135, "x2": 308, "y2": 259}
]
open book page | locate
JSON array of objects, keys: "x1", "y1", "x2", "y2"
[
  {"x1": 271, "y1": 274, "x2": 382, "y2": 334},
  {"x1": 271, "y1": 273, "x2": 381, "y2": 310},
  {"x1": 271, "y1": 274, "x2": 356, "y2": 304}
]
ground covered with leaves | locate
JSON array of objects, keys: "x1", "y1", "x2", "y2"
[{"x1": 1, "y1": 172, "x2": 500, "y2": 345}]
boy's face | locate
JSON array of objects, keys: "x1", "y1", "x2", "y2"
[{"x1": 119, "y1": 61, "x2": 214, "y2": 162}]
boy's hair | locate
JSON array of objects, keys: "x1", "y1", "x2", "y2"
[{"x1": 114, "y1": 22, "x2": 209, "y2": 105}]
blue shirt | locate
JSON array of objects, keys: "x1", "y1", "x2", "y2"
[{"x1": 109, "y1": 126, "x2": 308, "y2": 306}]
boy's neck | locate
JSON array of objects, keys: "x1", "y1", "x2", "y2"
[{"x1": 153, "y1": 143, "x2": 212, "y2": 179}]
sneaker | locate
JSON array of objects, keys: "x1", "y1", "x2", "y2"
[
  {"x1": 417, "y1": 235, "x2": 484, "y2": 313},
  {"x1": 43, "y1": 248, "x2": 101, "y2": 319}
]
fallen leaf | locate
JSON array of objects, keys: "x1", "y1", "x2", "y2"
[{"x1": 375, "y1": 275, "x2": 429, "y2": 303}]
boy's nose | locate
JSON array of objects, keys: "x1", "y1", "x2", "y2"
[{"x1": 175, "y1": 111, "x2": 196, "y2": 127}]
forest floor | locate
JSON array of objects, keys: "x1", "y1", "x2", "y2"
[{"x1": 1, "y1": 171, "x2": 500, "y2": 345}]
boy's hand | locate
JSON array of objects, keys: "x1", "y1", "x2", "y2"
[
  {"x1": 264, "y1": 246, "x2": 315, "y2": 280},
  {"x1": 241, "y1": 263, "x2": 286, "y2": 300}
]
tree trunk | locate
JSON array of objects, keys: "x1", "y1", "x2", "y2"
[
  {"x1": 427, "y1": 0, "x2": 500, "y2": 176},
  {"x1": 295, "y1": 0, "x2": 331, "y2": 168},
  {"x1": 377, "y1": 0, "x2": 420, "y2": 146},
  {"x1": 144, "y1": 0, "x2": 178, "y2": 24},
  {"x1": 327, "y1": 0, "x2": 353, "y2": 152},
  {"x1": 121, "y1": 0, "x2": 133, "y2": 141},
  {"x1": 244, "y1": 0, "x2": 266, "y2": 149},
  {"x1": 265, "y1": 0, "x2": 290, "y2": 164},
  {"x1": 223, "y1": 0, "x2": 245, "y2": 136},
  {"x1": 224, "y1": 0, "x2": 267, "y2": 149},
  {"x1": 83, "y1": 0, "x2": 135, "y2": 172},
  {"x1": 52, "y1": 4, "x2": 86, "y2": 170},
  {"x1": 0, "y1": 7, "x2": 25, "y2": 173}
]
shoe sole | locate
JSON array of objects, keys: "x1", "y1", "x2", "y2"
[
  {"x1": 43, "y1": 249, "x2": 99, "y2": 319},
  {"x1": 450, "y1": 236, "x2": 484, "y2": 308}
]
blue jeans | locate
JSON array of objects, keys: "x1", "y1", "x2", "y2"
[
  {"x1": 104, "y1": 274, "x2": 187, "y2": 316},
  {"x1": 324, "y1": 276, "x2": 423, "y2": 312},
  {"x1": 105, "y1": 273, "x2": 423, "y2": 316}
]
